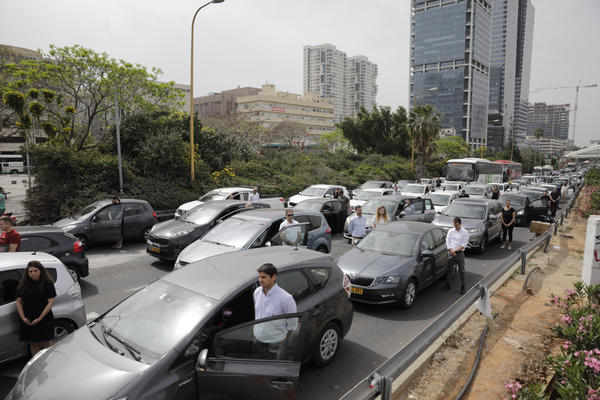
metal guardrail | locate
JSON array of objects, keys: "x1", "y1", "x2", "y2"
[{"x1": 340, "y1": 183, "x2": 583, "y2": 400}]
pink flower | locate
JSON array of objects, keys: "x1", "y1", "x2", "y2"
[
  {"x1": 563, "y1": 340, "x2": 572, "y2": 349},
  {"x1": 562, "y1": 316, "x2": 573, "y2": 324}
]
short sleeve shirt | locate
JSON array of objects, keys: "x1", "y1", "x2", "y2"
[
  {"x1": 0, "y1": 229, "x2": 21, "y2": 251},
  {"x1": 0, "y1": 193, "x2": 5, "y2": 209}
]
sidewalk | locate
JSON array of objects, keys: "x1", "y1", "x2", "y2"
[
  {"x1": 0, "y1": 174, "x2": 29, "y2": 219},
  {"x1": 397, "y1": 208, "x2": 586, "y2": 399}
]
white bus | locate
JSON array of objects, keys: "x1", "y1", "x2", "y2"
[
  {"x1": 0, "y1": 154, "x2": 25, "y2": 174},
  {"x1": 444, "y1": 158, "x2": 504, "y2": 184},
  {"x1": 533, "y1": 166, "x2": 543, "y2": 175},
  {"x1": 542, "y1": 164, "x2": 554, "y2": 176}
]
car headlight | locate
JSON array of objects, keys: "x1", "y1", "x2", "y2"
[
  {"x1": 372, "y1": 276, "x2": 401, "y2": 285},
  {"x1": 467, "y1": 228, "x2": 479, "y2": 234},
  {"x1": 517, "y1": 210, "x2": 524, "y2": 215}
]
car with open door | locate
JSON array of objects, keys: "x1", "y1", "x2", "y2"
[
  {"x1": 6, "y1": 247, "x2": 353, "y2": 400},
  {"x1": 293, "y1": 198, "x2": 349, "y2": 234},
  {"x1": 287, "y1": 184, "x2": 350, "y2": 207}
]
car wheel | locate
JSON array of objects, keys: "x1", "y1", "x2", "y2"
[
  {"x1": 478, "y1": 234, "x2": 488, "y2": 254},
  {"x1": 398, "y1": 279, "x2": 417, "y2": 309},
  {"x1": 141, "y1": 226, "x2": 152, "y2": 242},
  {"x1": 316, "y1": 245, "x2": 329, "y2": 253},
  {"x1": 313, "y1": 322, "x2": 340, "y2": 366},
  {"x1": 66, "y1": 265, "x2": 81, "y2": 282},
  {"x1": 75, "y1": 235, "x2": 89, "y2": 249},
  {"x1": 54, "y1": 319, "x2": 75, "y2": 342}
]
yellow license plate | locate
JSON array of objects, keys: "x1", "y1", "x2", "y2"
[
  {"x1": 351, "y1": 287, "x2": 363, "y2": 295},
  {"x1": 149, "y1": 245, "x2": 160, "y2": 253}
]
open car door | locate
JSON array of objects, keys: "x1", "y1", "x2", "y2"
[
  {"x1": 269, "y1": 223, "x2": 309, "y2": 248},
  {"x1": 195, "y1": 312, "x2": 308, "y2": 400}
]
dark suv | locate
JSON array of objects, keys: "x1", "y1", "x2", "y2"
[{"x1": 18, "y1": 226, "x2": 89, "y2": 282}]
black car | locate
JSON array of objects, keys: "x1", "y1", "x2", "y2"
[
  {"x1": 294, "y1": 198, "x2": 349, "y2": 234},
  {"x1": 147, "y1": 200, "x2": 269, "y2": 261},
  {"x1": 498, "y1": 192, "x2": 550, "y2": 226},
  {"x1": 337, "y1": 221, "x2": 448, "y2": 308},
  {"x1": 17, "y1": 226, "x2": 89, "y2": 282}
]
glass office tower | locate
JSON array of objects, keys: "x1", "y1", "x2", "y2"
[
  {"x1": 410, "y1": 0, "x2": 492, "y2": 149},
  {"x1": 513, "y1": 0, "x2": 535, "y2": 144}
]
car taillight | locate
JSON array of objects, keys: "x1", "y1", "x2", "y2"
[
  {"x1": 343, "y1": 274, "x2": 351, "y2": 297},
  {"x1": 326, "y1": 226, "x2": 332, "y2": 234},
  {"x1": 153, "y1": 211, "x2": 158, "y2": 221},
  {"x1": 73, "y1": 241, "x2": 83, "y2": 253}
]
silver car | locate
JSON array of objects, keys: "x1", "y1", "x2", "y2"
[{"x1": 0, "y1": 252, "x2": 86, "y2": 365}]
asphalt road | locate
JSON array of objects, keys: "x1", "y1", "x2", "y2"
[{"x1": 0, "y1": 228, "x2": 534, "y2": 399}]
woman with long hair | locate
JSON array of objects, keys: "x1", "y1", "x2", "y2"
[
  {"x1": 371, "y1": 205, "x2": 390, "y2": 229},
  {"x1": 16, "y1": 260, "x2": 57, "y2": 356}
]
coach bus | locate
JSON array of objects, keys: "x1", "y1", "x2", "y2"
[
  {"x1": 444, "y1": 158, "x2": 504, "y2": 184},
  {"x1": 494, "y1": 160, "x2": 522, "y2": 181}
]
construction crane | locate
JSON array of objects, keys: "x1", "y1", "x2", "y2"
[{"x1": 531, "y1": 82, "x2": 598, "y2": 146}]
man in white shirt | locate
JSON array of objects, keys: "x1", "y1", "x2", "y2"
[
  {"x1": 442, "y1": 217, "x2": 470, "y2": 295},
  {"x1": 348, "y1": 205, "x2": 367, "y2": 244},
  {"x1": 279, "y1": 209, "x2": 301, "y2": 246},
  {"x1": 249, "y1": 187, "x2": 260, "y2": 203}
]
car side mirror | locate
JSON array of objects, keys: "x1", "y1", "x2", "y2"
[
  {"x1": 422, "y1": 249, "x2": 434, "y2": 257},
  {"x1": 324, "y1": 194, "x2": 332, "y2": 198},
  {"x1": 195, "y1": 348, "x2": 208, "y2": 372}
]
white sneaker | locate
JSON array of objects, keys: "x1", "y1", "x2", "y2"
[
  {"x1": 500, "y1": 243, "x2": 505, "y2": 249},
  {"x1": 508, "y1": 244, "x2": 512, "y2": 250}
]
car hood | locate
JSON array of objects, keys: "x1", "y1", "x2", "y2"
[
  {"x1": 433, "y1": 205, "x2": 447, "y2": 213},
  {"x1": 53, "y1": 217, "x2": 80, "y2": 228},
  {"x1": 150, "y1": 219, "x2": 204, "y2": 238},
  {"x1": 178, "y1": 200, "x2": 203, "y2": 213},
  {"x1": 14, "y1": 327, "x2": 146, "y2": 400},
  {"x1": 433, "y1": 214, "x2": 483, "y2": 229},
  {"x1": 337, "y1": 247, "x2": 414, "y2": 277},
  {"x1": 289, "y1": 194, "x2": 319, "y2": 204},
  {"x1": 349, "y1": 199, "x2": 368, "y2": 208},
  {"x1": 177, "y1": 240, "x2": 238, "y2": 265}
]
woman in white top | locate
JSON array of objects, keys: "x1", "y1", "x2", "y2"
[{"x1": 371, "y1": 205, "x2": 390, "y2": 229}]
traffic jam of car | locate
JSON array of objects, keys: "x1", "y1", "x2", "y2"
[{"x1": 1, "y1": 159, "x2": 588, "y2": 399}]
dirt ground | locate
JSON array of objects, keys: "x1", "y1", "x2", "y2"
[{"x1": 396, "y1": 205, "x2": 588, "y2": 400}]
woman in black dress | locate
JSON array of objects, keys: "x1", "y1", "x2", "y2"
[
  {"x1": 500, "y1": 200, "x2": 516, "y2": 250},
  {"x1": 16, "y1": 260, "x2": 57, "y2": 356}
]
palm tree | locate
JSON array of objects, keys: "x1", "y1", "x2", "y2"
[
  {"x1": 534, "y1": 127, "x2": 544, "y2": 166},
  {"x1": 410, "y1": 105, "x2": 441, "y2": 179}
]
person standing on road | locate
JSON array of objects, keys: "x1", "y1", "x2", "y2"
[
  {"x1": 16, "y1": 260, "x2": 57, "y2": 356},
  {"x1": 540, "y1": 190, "x2": 551, "y2": 216},
  {"x1": 110, "y1": 196, "x2": 123, "y2": 249},
  {"x1": 549, "y1": 187, "x2": 560, "y2": 218},
  {"x1": 0, "y1": 215, "x2": 20, "y2": 252},
  {"x1": 491, "y1": 186, "x2": 500, "y2": 200},
  {"x1": 253, "y1": 263, "x2": 297, "y2": 358},
  {"x1": 442, "y1": 217, "x2": 469, "y2": 295},
  {"x1": 371, "y1": 205, "x2": 389, "y2": 229},
  {"x1": 279, "y1": 209, "x2": 301, "y2": 246},
  {"x1": 500, "y1": 200, "x2": 516, "y2": 250},
  {"x1": 348, "y1": 205, "x2": 367, "y2": 245},
  {"x1": 0, "y1": 186, "x2": 6, "y2": 215},
  {"x1": 560, "y1": 183, "x2": 567, "y2": 201},
  {"x1": 249, "y1": 187, "x2": 260, "y2": 203}
]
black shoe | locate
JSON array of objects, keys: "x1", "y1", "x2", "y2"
[
  {"x1": 441, "y1": 284, "x2": 451, "y2": 291},
  {"x1": 460, "y1": 287, "x2": 466, "y2": 295}
]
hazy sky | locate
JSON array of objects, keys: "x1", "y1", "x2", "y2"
[{"x1": 1, "y1": 0, "x2": 598, "y2": 146}]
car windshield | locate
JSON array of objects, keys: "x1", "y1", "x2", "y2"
[
  {"x1": 443, "y1": 203, "x2": 486, "y2": 219},
  {"x1": 357, "y1": 230, "x2": 419, "y2": 256},
  {"x1": 354, "y1": 191, "x2": 385, "y2": 200},
  {"x1": 199, "y1": 190, "x2": 229, "y2": 202},
  {"x1": 405, "y1": 184, "x2": 425, "y2": 194},
  {"x1": 499, "y1": 195, "x2": 526, "y2": 207},
  {"x1": 295, "y1": 200, "x2": 325, "y2": 211},
  {"x1": 201, "y1": 217, "x2": 265, "y2": 248},
  {"x1": 300, "y1": 187, "x2": 327, "y2": 197},
  {"x1": 426, "y1": 194, "x2": 452, "y2": 206},
  {"x1": 446, "y1": 162, "x2": 475, "y2": 181},
  {"x1": 182, "y1": 204, "x2": 224, "y2": 225},
  {"x1": 464, "y1": 186, "x2": 485, "y2": 195},
  {"x1": 98, "y1": 280, "x2": 214, "y2": 363},
  {"x1": 360, "y1": 181, "x2": 385, "y2": 189},
  {"x1": 441, "y1": 184, "x2": 459, "y2": 191},
  {"x1": 362, "y1": 199, "x2": 400, "y2": 215},
  {"x1": 73, "y1": 202, "x2": 102, "y2": 218}
]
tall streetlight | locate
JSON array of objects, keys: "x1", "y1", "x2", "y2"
[
  {"x1": 190, "y1": 0, "x2": 224, "y2": 182},
  {"x1": 410, "y1": 87, "x2": 438, "y2": 172}
]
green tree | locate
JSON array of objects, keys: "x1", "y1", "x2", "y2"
[
  {"x1": 434, "y1": 136, "x2": 470, "y2": 160},
  {"x1": 410, "y1": 105, "x2": 441, "y2": 178},
  {"x1": 320, "y1": 127, "x2": 351, "y2": 152},
  {"x1": 338, "y1": 106, "x2": 410, "y2": 156}
]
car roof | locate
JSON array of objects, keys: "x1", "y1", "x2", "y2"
[
  {"x1": 91, "y1": 198, "x2": 151, "y2": 207},
  {"x1": 377, "y1": 221, "x2": 434, "y2": 234},
  {"x1": 0, "y1": 252, "x2": 62, "y2": 270},
  {"x1": 453, "y1": 198, "x2": 499, "y2": 206},
  {"x1": 194, "y1": 200, "x2": 254, "y2": 208},
  {"x1": 210, "y1": 187, "x2": 252, "y2": 193},
  {"x1": 295, "y1": 198, "x2": 334, "y2": 205},
  {"x1": 357, "y1": 188, "x2": 392, "y2": 193},
  {"x1": 162, "y1": 247, "x2": 334, "y2": 301},
  {"x1": 498, "y1": 192, "x2": 527, "y2": 198},
  {"x1": 308, "y1": 184, "x2": 345, "y2": 189},
  {"x1": 427, "y1": 191, "x2": 456, "y2": 197},
  {"x1": 16, "y1": 226, "x2": 67, "y2": 234},
  {"x1": 232, "y1": 208, "x2": 319, "y2": 222}
]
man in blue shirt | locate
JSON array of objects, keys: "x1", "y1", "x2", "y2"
[{"x1": 348, "y1": 205, "x2": 367, "y2": 244}]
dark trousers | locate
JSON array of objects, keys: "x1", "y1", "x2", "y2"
[
  {"x1": 446, "y1": 251, "x2": 466, "y2": 288},
  {"x1": 550, "y1": 201, "x2": 559, "y2": 217},
  {"x1": 502, "y1": 224, "x2": 514, "y2": 242}
]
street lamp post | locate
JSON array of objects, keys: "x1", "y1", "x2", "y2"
[
  {"x1": 410, "y1": 87, "x2": 437, "y2": 173},
  {"x1": 190, "y1": 0, "x2": 224, "y2": 182}
]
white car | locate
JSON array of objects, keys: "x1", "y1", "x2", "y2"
[
  {"x1": 401, "y1": 184, "x2": 429, "y2": 197},
  {"x1": 463, "y1": 184, "x2": 487, "y2": 199},
  {"x1": 349, "y1": 188, "x2": 395, "y2": 209},
  {"x1": 425, "y1": 192, "x2": 459, "y2": 214},
  {"x1": 175, "y1": 187, "x2": 284, "y2": 218},
  {"x1": 288, "y1": 184, "x2": 350, "y2": 207}
]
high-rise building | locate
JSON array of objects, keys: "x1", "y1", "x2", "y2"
[
  {"x1": 527, "y1": 102, "x2": 570, "y2": 140},
  {"x1": 410, "y1": 0, "x2": 492, "y2": 149},
  {"x1": 486, "y1": 0, "x2": 518, "y2": 152},
  {"x1": 513, "y1": 0, "x2": 535, "y2": 143},
  {"x1": 303, "y1": 44, "x2": 377, "y2": 122}
]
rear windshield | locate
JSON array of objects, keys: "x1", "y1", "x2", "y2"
[
  {"x1": 443, "y1": 203, "x2": 486, "y2": 219},
  {"x1": 201, "y1": 217, "x2": 265, "y2": 249}
]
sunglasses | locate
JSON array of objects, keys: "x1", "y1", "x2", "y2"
[{"x1": 287, "y1": 214, "x2": 294, "y2": 217}]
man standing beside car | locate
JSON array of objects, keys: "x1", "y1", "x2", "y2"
[
  {"x1": 0, "y1": 216, "x2": 20, "y2": 252},
  {"x1": 348, "y1": 205, "x2": 367, "y2": 245},
  {"x1": 441, "y1": 217, "x2": 469, "y2": 295},
  {"x1": 550, "y1": 187, "x2": 560, "y2": 218},
  {"x1": 253, "y1": 263, "x2": 297, "y2": 359},
  {"x1": 249, "y1": 187, "x2": 260, "y2": 203}
]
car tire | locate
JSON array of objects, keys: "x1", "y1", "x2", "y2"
[
  {"x1": 54, "y1": 319, "x2": 76, "y2": 342},
  {"x1": 316, "y1": 245, "x2": 329, "y2": 254},
  {"x1": 398, "y1": 279, "x2": 417, "y2": 309},
  {"x1": 66, "y1": 265, "x2": 81, "y2": 282},
  {"x1": 141, "y1": 226, "x2": 152, "y2": 242},
  {"x1": 75, "y1": 235, "x2": 89, "y2": 249},
  {"x1": 478, "y1": 234, "x2": 488, "y2": 254},
  {"x1": 313, "y1": 322, "x2": 341, "y2": 366}
]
